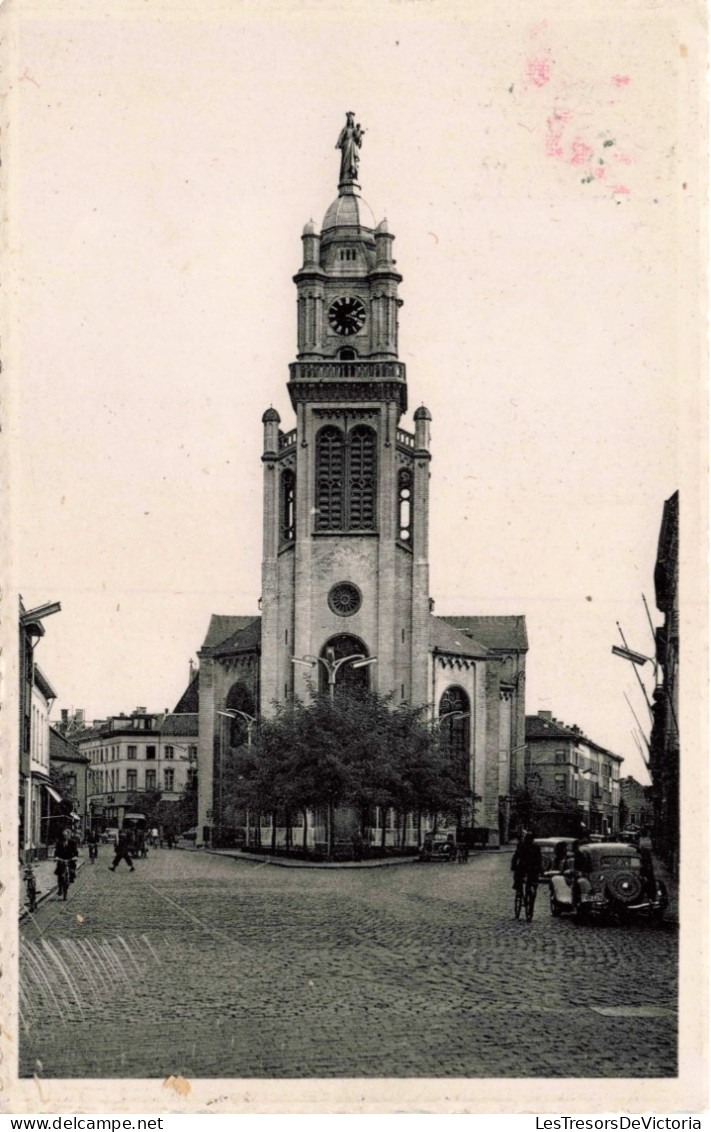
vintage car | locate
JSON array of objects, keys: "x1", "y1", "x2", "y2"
[
  {"x1": 534, "y1": 837, "x2": 573, "y2": 881},
  {"x1": 549, "y1": 841, "x2": 668, "y2": 921},
  {"x1": 419, "y1": 828, "x2": 459, "y2": 862}
]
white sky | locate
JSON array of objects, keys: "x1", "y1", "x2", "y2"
[{"x1": 8, "y1": 1, "x2": 701, "y2": 786}]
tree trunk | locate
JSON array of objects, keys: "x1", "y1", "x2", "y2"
[
  {"x1": 285, "y1": 812, "x2": 292, "y2": 851},
  {"x1": 271, "y1": 809, "x2": 277, "y2": 854},
  {"x1": 302, "y1": 809, "x2": 308, "y2": 852},
  {"x1": 417, "y1": 809, "x2": 422, "y2": 846},
  {"x1": 381, "y1": 807, "x2": 387, "y2": 850}
]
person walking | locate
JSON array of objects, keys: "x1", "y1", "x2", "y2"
[
  {"x1": 86, "y1": 827, "x2": 99, "y2": 864},
  {"x1": 109, "y1": 829, "x2": 135, "y2": 872}
]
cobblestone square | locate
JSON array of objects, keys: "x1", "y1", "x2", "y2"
[{"x1": 19, "y1": 848, "x2": 677, "y2": 1079}]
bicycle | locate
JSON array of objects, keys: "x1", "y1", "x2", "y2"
[
  {"x1": 514, "y1": 874, "x2": 538, "y2": 922},
  {"x1": 56, "y1": 858, "x2": 71, "y2": 901},
  {"x1": 23, "y1": 864, "x2": 39, "y2": 913}
]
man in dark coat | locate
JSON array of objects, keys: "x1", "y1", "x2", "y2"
[{"x1": 109, "y1": 829, "x2": 135, "y2": 872}]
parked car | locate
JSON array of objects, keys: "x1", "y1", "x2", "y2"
[
  {"x1": 419, "y1": 828, "x2": 458, "y2": 862},
  {"x1": 534, "y1": 837, "x2": 573, "y2": 882},
  {"x1": 549, "y1": 842, "x2": 668, "y2": 921}
]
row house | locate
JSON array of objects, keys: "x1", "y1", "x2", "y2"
[
  {"x1": 19, "y1": 598, "x2": 61, "y2": 861},
  {"x1": 525, "y1": 711, "x2": 623, "y2": 836},
  {"x1": 76, "y1": 708, "x2": 198, "y2": 831}
]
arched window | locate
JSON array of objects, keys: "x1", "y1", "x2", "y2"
[
  {"x1": 338, "y1": 347, "x2": 356, "y2": 360},
  {"x1": 314, "y1": 425, "x2": 377, "y2": 532},
  {"x1": 224, "y1": 682, "x2": 256, "y2": 747},
  {"x1": 320, "y1": 634, "x2": 371, "y2": 697},
  {"x1": 315, "y1": 426, "x2": 345, "y2": 531},
  {"x1": 348, "y1": 425, "x2": 377, "y2": 530},
  {"x1": 439, "y1": 685, "x2": 471, "y2": 767},
  {"x1": 280, "y1": 469, "x2": 295, "y2": 543},
  {"x1": 398, "y1": 468, "x2": 412, "y2": 543}
]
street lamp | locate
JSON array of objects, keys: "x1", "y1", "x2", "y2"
[
  {"x1": 217, "y1": 708, "x2": 256, "y2": 747},
  {"x1": 215, "y1": 708, "x2": 257, "y2": 849},
  {"x1": 291, "y1": 651, "x2": 377, "y2": 700}
]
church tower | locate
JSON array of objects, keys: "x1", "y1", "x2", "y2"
[{"x1": 259, "y1": 114, "x2": 433, "y2": 712}]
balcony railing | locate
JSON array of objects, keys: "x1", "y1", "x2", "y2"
[
  {"x1": 279, "y1": 429, "x2": 297, "y2": 450},
  {"x1": 289, "y1": 360, "x2": 406, "y2": 382},
  {"x1": 396, "y1": 428, "x2": 415, "y2": 448}
]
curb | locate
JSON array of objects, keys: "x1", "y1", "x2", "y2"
[{"x1": 205, "y1": 849, "x2": 422, "y2": 870}]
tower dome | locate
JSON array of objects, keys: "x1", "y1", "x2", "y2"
[
  {"x1": 322, "y1": 188, "x2": 376, "y2": 234},
  {"x1": 262, "y1": 406, "x2": 280, "y2": 424}
]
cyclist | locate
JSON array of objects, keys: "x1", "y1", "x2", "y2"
[
  {"x1": 511, "y1": 830, "x2": 543, "y2": 893},
  {"x1": 53, "y1": 829, "x2": 75, "y2": 894}
]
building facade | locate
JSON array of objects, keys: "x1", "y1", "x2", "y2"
[
  {"x1": 48, "y1": 727, "x2": 90, "y2": 841},
  {"x1": 525, "y1": 710, "x2": 623, "y2": 836},
  {"x1": 619, "y1": 775, "x2": 653, "y2": 830},
  {"x1": 18, "y1": 599, "x2": 61, "y2": 861},
  {"x1": 193, "y1": 117, "x2": 528, "y2": 850},
  {"x1": 650, "y1": 490, "x2": 679, "y2": 869},
  {"x1": 77, "y1": 709, "x2": 197, "y2": 832}
]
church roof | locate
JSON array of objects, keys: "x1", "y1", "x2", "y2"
[
  {"x1": 201, "y1": 615, "x2": 260, "y2": 652},
  {"x1": 430, "y1": 616, "x2": 488, "y2": 658},
  {"x1": 202, "y1": 615, "x2": 262, "y2": 657},
  {"x1": 173, "y1": 674, "x2": 199, "y2": 713},
  {"x1": 439, "y1": 615, "x2": 528, "y2": 652}
]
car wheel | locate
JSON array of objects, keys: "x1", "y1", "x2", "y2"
[{"x1": 549, "y1": 890, "x2": 562, "y2": 917}]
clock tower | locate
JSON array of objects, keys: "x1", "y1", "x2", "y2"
[{"x1": 259, "y1": 113, "x2": 433, "y2": 712}]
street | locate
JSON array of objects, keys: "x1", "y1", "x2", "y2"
[{"x1": 19, "y1": 848, "x2": 677, "y2": 1079}]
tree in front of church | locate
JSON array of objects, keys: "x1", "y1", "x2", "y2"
[{"x1": 225, "y1": 689, "x2": 475, "y2": 858}]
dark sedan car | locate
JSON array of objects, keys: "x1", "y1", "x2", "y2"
[{"x1": 549, "y1": 842, "x2": 668, "y2": 921}]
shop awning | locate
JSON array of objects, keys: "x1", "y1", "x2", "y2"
[{"x1": 44, "y1": 784, "x2": 63, "y2": 804}]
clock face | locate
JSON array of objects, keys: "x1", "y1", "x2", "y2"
[{"x1": 328, "y1": 296, "x2": 366, "y2": 336}]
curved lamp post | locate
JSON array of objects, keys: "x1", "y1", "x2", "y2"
[{"x1": 291, "y1": 651, "x2": 377, "y2": 700}]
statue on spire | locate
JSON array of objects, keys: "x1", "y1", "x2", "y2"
[{"x1": 336, "y1": 111, "x2": 365, "y2": 187}]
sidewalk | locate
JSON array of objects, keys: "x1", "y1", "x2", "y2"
[
  {"x1": 19, "y1": 856, "x2": 86, "y2": 920},
  {"x1": 653, "y1": 854, "x2": 679, "y2": 924}
]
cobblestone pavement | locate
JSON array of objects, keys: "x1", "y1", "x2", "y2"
[{"x1": 19, "y1": 849, "x2": 677, "y2": 1079}]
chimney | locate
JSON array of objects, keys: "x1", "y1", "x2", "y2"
[
  {"x1": 189, "y1": 658, "x2": 195, "y2": 682},
  {"x1": 538, "y1": 710, "x2": 553, "y2": 721},
  {"x1": 135, "y1": 707, "x2": 146, "y2": 714},
  {"x1": 75, "y1": 708, "x2": 85, "y2": 723},
  {"x1": 61, "y1": 708, "x2": 69, "y2": 724}
]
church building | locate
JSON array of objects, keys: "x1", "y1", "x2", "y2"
[{"x1": 189, "y1": 115, "x2": 528, "y2": 849}]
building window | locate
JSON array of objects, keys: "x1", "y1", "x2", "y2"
[
  {"x1": 127, "y1": 745, "x2": 137, "y2": 760},
  {"x1": 280, "y1": 469, "x2": 296, "y2": 543},
  {"x1": 164, "y1": 768, "x2": 174, "y2": 791},
  {"x1": 348, "y1": 426, "x2": 377, "y2": 529},
  {"x1": 188, "y1": 745, "x2": 197, "y2": 759},
  {"x1": 438, "y1": 685, "x2": 471, "y2": 765},
  {"x1": 126, "y1": 770, "x2": 137, "y2": 791},
  {"x1": 145, "y1": 770, "x2": 156, "y2": 790},
  {"x1": 164, "y1": 746, "x2": 174, "y2": 759},
  {"x1": 146, "y1": 746, "x2": 156, "y2": 760},
  {"x1": 554, "y1": 773, "x2": 566, "y2": 796},
  {"x1": 555, "y1": 749, "x2": 566, "y2": 764},
  {"x1": 398, "y1": 468, "x2": 413, "y2": 543},
  {"x1": 315, "y1": 425, "x2": 377, "y2": 532}
]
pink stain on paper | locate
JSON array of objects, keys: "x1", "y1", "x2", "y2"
[
  {"x1": 518, "y1": 33, "x2": 634, "y2": 198},
  {"x1": 527, "y1": 58, "x2": 552, "y2": 88}
]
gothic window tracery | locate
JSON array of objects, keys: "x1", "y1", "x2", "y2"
[
  {"x1": 315, "y1": 424, "x2": 377, "y2": 532},
  {"x1": 439, "y1": 685, "x2": 471, "y2": 764},
  {"x1": 280, "y1": 469, "x2": 296, "y2": 543}
]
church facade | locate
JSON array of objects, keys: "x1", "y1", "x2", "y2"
[{"x1": 191, "y1": 117, "x2": 528, "y2": 849}]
